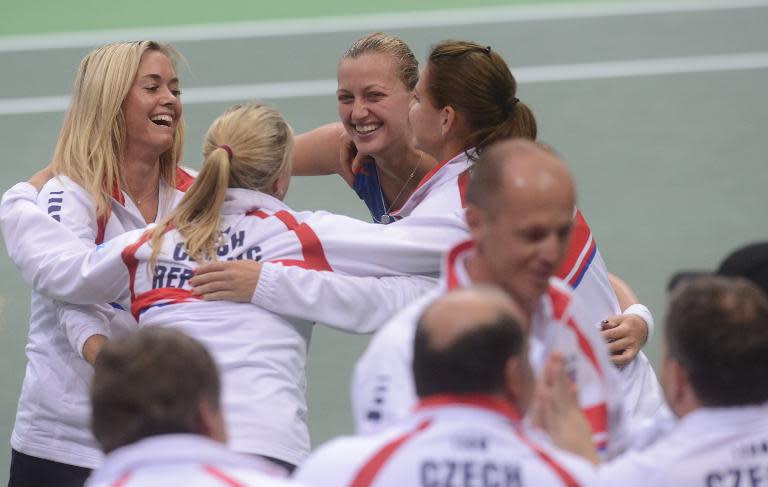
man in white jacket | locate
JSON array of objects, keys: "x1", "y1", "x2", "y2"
[
  {"x1": 595, "y1": 275, "x2": 768, "y2": 485},
  {"x1": 295, "y1": 286, "x2": 597, "y2": 486},
  {"x1": 86, "y1": 326, "x2": 304, "y2": 486},
  {"x1": 352, "y1": 139, "x2": 635, "y2": 457}
]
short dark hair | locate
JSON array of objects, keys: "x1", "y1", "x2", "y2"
[
  {"x1": 91, "y1": 327, "x2": 221, "y2": 453},
  {"x1": 665, "y1": 276, "x2": 768, "y2": 407},
  {"x1": 413, "y1": 311, "x2": 525, "y2": 397}
]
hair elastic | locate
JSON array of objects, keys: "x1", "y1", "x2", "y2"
[
  {"x1": 219, "y1": 144, "x2": 233, "y2": 161},
  {"x1": 483, "y1": 45, "x2": 492, "y2": 54}
]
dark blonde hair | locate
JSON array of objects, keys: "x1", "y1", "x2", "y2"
[
  {"x1": 343, "y1": 32, "x2": 419, "y2": 91},
  {"x1": 149, "y1": 103, "x2": 293, "y2": 266},
  {"x1": 426, "y1": 40, "x2": 537, "y2": 157},
  {"x1": 53, "y1": 41, "x2": 185, "y2": 218},
  {"x1": 91, "y1": 327, "x2": 220, "y2": 453}
]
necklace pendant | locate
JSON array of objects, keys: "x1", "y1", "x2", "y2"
[{"x1": 379, "y1": 213, "x2": 392, "y2": 224}]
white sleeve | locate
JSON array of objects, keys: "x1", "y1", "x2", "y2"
[
  {"x1": 293, "y1": 438, "x2": 367, "y2": 487},
  {"x1": 253, "y1": 262, "x2": 437, "y2": 333},
  {"x1": 57, "y1": 302, "x2": 114, "y2": 360},
  {"x1": 351, "y1": 296, "x2": 431, "y2": 433},
  {"x1": 0, "y1": 185, "x2": 134, "y2": 303},
  {"x1": 1, "y1": 182, "x2": 46, "y2": 267},
  {"x1": 597, "y1": 449, "x2": 665, "y2": 487},
  {"x1": 305, "y1": 211, "x2": 467, "y2": 276}
]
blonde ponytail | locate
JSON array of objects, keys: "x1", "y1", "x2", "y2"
[{"x1": 147, "y1": 103, "x2": 293, "y2": 268}]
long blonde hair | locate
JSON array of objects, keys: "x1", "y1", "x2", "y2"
[
  {"x1": 52, "y1": 40, "x2": 185, "y2": 218},
  {"x1": 149, "y1": 104, "x2": 293, "y2": 266}
]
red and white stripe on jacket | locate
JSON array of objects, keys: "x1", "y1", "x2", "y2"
[
  {"x1": 296, "y1": 395, "x2": 597, "y2": 486},
  {"x1": 351, "y1": 240, "x2": 625, "y2": 457}
]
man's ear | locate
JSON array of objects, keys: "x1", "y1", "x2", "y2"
[
  {"x1": 665, "y1": 358, "x2": 697, "y2": 417},
  {"x1": 196, "y1": 398, "x2": 227, "y2": 444},
  {"x1": 502, "y1": 356, "x2": 526, "y2": 410},
  {"x1": 465, "y1": 204, "x2": 487, "y2": 242},
  {"x1": 272, "y1": 171, "x2": 290, "y2": 200}
]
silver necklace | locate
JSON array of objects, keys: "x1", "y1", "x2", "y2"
[{"x1": 377, "y1": 156, "x2": 420, "y2": 224}]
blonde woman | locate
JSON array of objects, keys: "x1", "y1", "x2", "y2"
[
  {"x1": 2, "y1": 41, "x2": 193, "y2": 486},
  {"x1": 1, "y1": 103, "x2": 462, "y2": 472}
]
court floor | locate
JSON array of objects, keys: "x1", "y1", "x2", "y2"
[{"x1": 1, "y1": 0, "x2": 767, "y2": 480}]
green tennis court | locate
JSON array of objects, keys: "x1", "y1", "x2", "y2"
[{"x1": 1, "y1": 0, "x2": 767, "y2": 481}]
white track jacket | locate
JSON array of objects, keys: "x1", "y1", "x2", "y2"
[
  {"x1": 250, "y1": 150, "x2": 472, "y2": 333},
  {"x1": 0, "y1": 171, "x2": 193, "y2": 468},
  {"x1": 249, "y1": 152, "x2": 662, "y2": 428},
  {"x1": 86, "y1": 434, "x2": 306, "y2": 487},
  {"x1": 0, "y1": 185, "x2": 463, "y2": 465},
  {"x1": 352, "y1": 240, "x2": 627, "y2": 458},
  {"x1": 598, "y1": 404, "x2": 768, "y2": 486},
  {"x1": 294, "y1": 395, "x2": 597, "y2": 487}
]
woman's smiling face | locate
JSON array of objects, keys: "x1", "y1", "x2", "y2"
[
  {"x1": 122, "y1": 49, "x2": 182, "y2": 160},
  {"x1": 336, "y1": 53, "x2": 413, "y2": 159}
]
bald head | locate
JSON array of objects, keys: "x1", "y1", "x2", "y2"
[
  {"x1": 413, "y1": 286, "x2": 529, "y2": 398},
  {"x1": 419, "y1": 285, "x2": 528, "y2": 350},
  {"x1": 466, "y1": 138, "x2": 575, "y2": 216},
  {"x1": 464, "y1": 139, "x2": 577, "y2": 310}
]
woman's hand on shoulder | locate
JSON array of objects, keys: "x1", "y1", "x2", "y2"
[
  {"x1": 190, "y1": 260, "x2": 262, "y2": 302},
  {"x1": 27, "y1": 163, "x2": 55, "y2": 192}
]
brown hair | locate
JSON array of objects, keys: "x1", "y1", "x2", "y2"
[
  {"x1": 91, "y1": 327, "x2": 221, "y2": 453},
  {"x1": 426, "y1": 40, "x2": 537, "y2": 157},
  {"x1": 343, "y1": 32, "x2": 419, "y2": 91},
  {"x1": 666, "y1": 276, "x2": 768, "y2": 407}
]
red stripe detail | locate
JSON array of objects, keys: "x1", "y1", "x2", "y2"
[
  {"x1": 568, "y1": 239, "x2": 596, "y2": 288},
  {"x1": 175, "y1": 167, "x2": 195, "y2": 192},
  {"x1": 565, "y1": 317, "x2": 603, "y2": 378},
  {"x1": 203, "y1": 465, "x2": 247, "y2": 487},
  {"x1": 414, "y1": 155, "x2": 454, "y2": 191},
  {"x1": 120, "y1": 230, "x2": 155, "y2": 315},
  {"x1": 350, "y1": 420, "x2": 432, "y2": 487},
  {"x1": 445, "y1": 240, "x2": 475, "y2": 290},
  {"x1": 457, "y1": 169, "x2": 470, "y2": 208},
  {"x1": 556, "y1": 209, "x2": 590, "y2": 281},
  {"x1": 415, "y1": 394, "x2": 522, "y2": 422},
  {"x1": 514, "y1": 429, "x2": 582, "y2": 487},
  {"x1": 547, "y1": 284, "x2": 571, "y2": 321},
  {"x1": 131, "y1": 287, "x2": 200, "y2": 320},
  {"x1": 583, "y1": 403, "x2": 608, "y2": 444},
  {"x1": 109, "y1": 472, "x2": 132, "y2": 487},
  {"x1": 110, "y1": 180, "x2": 126, "y2": 206},
  {"x1": 246, "y1": 209, "x2": 269, "y2": 219},
  {"x1": 95, "y1": 215, "x2": 108, "y2": 245},
  {"x1": 273, "y1": 210, "x2": 332, "y2": 271}
]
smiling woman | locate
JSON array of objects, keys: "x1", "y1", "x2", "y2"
[{"x1": 6, "y1": 41, "x2": 194, "y2": 487}]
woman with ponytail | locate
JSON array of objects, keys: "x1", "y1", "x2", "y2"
[
  {"x1": 0, "y1": 103, "x2": 461, "y2": 472},
  {"x1": 410, "y1": 40, "x2": 536, "y2": 162},
  {"x1": 249, "y1": 39, "x2": 659, "y2": 434}
]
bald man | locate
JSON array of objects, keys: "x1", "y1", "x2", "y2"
[
  {"x1": 352, "y1": 138, "x2": 644, "y2": 458},
  {"x1": 294, "y1": 286, "x2": 598, "y2": 486}
]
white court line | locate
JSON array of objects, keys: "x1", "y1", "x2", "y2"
[
  {"x1": 1, "y1": 0, "x2": 767, "y2": 52},
  {"x1": 2, "y1": 52, "x2": 767, "y2": 116}
]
